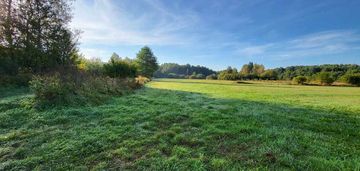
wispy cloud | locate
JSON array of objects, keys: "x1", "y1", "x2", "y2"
[
  {"x1": 237, "y1": 30, "x2": 360, "y2": 60},
  {"x1": 70, "y1": 0, "x2": 360, "y2": 67},
  {"x1": 288, "y1": 30, "x2": 360, "y2": 49},
  {"x1": 71, "y1": 0, "x2": 199, "y2": 47}
]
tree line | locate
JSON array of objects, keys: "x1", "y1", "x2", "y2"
[
  {"x1": 218, "y1": 63, "x2": 359, "y2": 78},
  {"x1": 78, "y1": 47, "x2": 158, "y2": 79},
  {"x1": 154, "y1": 62, "x2": 360, "y2": 86},
  {"x1": 273, "y1": 64, "x2": 360, "y2": 80},
  {"x1": 154, "y1": 63, "x2": 216, "y2": 79},
  {"x1": 215, "y1": 62, "x2": 360, "y2": 85}
]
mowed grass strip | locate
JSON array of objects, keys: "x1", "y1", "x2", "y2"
[{"x1": 0, "y1": 79, "x2": 359, "y2": 170}]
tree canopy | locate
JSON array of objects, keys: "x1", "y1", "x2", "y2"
[
  {"x1": 104, "y1": 53, "x2": 137, "y2": 78},
  {"x1": 272, "y1": 64, "x2": 360, "y2": 80},
  {"x1": 216, "y1": 62, "x2": 360, "y2": 86},
  {"x1": 135, "y1": 46, "x2": 159, "y2": 78},
  {"x1": 0, "y1": 0, "x2": 78, "y2": 75},
  {"x1": 154, "y1": 63, "x2": 216, "y2": 78}
]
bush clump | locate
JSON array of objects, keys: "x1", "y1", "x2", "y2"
[
  {"x1": 30, "y1": 74, "x2": 70, "y2": 105},
  {"x1": 0, "y1": 68, "x2": 33, "y2": 86},
  {"x1": 188, "y1": 73, "x2": 205, "y2": 79},
  {"x1": 103, "y1": 59, "x2": 137, "y2": 78},
  {"x1": 317, "y1": 72, "x2": 334, "y2": 85},
  {"x1": 217, "y1": 73, "x2": 238, "y2": 80},
  {"x1": 29, "y1": 70, "x2": 145, "y2": 108},
  {"x1": 206, "y1": 74, "x2": 217, "y2": 80},
  {"x1": 342, "y1": 73, "x2": 360, "y2": 86},
  {"x1": 292, "y1": 76, "x2": 307, "y2": 85}
]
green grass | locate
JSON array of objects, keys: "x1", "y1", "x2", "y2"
[{"x1": 1, "y1": 79, "x2": 360, "y2": 170}]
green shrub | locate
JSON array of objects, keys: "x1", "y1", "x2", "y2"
[
  {"x1": 29, "y1": 70, "x2": 145, "y2": 108},
  {"x1": 188, "y1": 72, "x2": 205, "y2": 79},
  {"x1": 0, "y1": 68, "x2": 32, "y2": 86},
  {"x1": 292, "y1": 76, "x2": 307, "y2": 85},
  {"x1": 16, "y1": 68, "x2": 33, "y2": 86},
  {"x1": 206, "y1": 74, "x2": 217, "y2": 80},
  {"x1": 29, "y1": 74, "x2": 72, "y2": 106},
  {"x1": 196, "y1": 74, "x2": 205, "y2": 79},
  {"x1": 189, "y1": 75, "x2": 197, "y2": 79},
  {"x1": 342, "y1": 73, "x2": 360, "y2": 86},
  {"x1": 217, "y1": 72, "x2": 238, "y2": 80},
  {"x1": 317, "y1": 72, "x2": 334, "y2": 85},
  {"x1": 167, "y1": 73, "x2": 179, "y2": 78},
  {"x1": 0, "y1": 75, "x2": 17, "y2": 86},
  {"x1": 103, "y1": 58, "x2": 137, "y2": 78},
  {"x1": 261, "y1": 70, "x2": 278, "y2": 80},
  {"x1": 77, "y1": 57, "x2": 104, "y2": 75}
]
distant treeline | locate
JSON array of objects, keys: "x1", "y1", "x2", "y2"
[
  {"x1": 273, "y1": 64, "x2": 360, "y2": 80},
  {"x1": 154, "y1": 62, "x2": 360, "y2": 86},
  {"x1": 154, "y1": 63, "x2": 216, "y2": 79},
  {"x1": 215, "y1": 63, "x2": 360, "y2": 86}
]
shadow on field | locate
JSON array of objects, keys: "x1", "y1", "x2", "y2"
[
  {"x1": 236, "y1": 81, "x2": 253, "y2": 84},
  {"x1": 1, "y1": 87, "x2": 359, "y2": 170},
  {"x1": 0, "y1": 87, "x2": 29, "y2": 99},
  {"x1": 142, "y1": 87, "x2": 360, "y2": 137},
  {"x1": 155, "y1": 79, "x2": 299, "y2": 89},
  {"x1": 154, "y1": 79, "x2": 239, "y2": 86}
]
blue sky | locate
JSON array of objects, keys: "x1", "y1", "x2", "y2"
[{"x1": 71, "y1": 0, "x2": 360, "y2": 70}]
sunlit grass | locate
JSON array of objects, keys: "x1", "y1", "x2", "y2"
[
  {"x1": 1, "y1": 79, "x2": 359, "y2": 170},
  {"x1": 150, "y1": 79, "x2": 360, "y2": 114}
]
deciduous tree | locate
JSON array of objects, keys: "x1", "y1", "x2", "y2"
[{"x1": 135, "y1": 46, "x2": 158, "y2": 78}]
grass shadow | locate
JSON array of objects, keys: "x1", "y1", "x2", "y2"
[
  {"x1": 155, "y1": 79, "x2": 304, "y2": 89},
  {"x1": 0, "y1": 86, "x2": 30, "y2": 99},
  {"x1": 236, "y1": 81, "x2": 253, "y2": 84}
]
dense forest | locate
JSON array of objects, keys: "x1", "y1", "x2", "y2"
[
  {"x1": 273, "y1": 64, "x2": 360, "y2": 80},
  {"x1": 154, "y1": 63, "x2": 216, "y2": 79},
  {"x1": 217, "y1": 63, "x2": 360, "y2": 85}
]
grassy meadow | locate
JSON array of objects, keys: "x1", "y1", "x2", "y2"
[{"x1": 1, "y1": 79, "x2": 360, "y2": 170}]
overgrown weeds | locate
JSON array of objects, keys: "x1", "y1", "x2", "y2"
[{"x1": 29, "y1": 68, "x2": 146, "y2": 108}]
